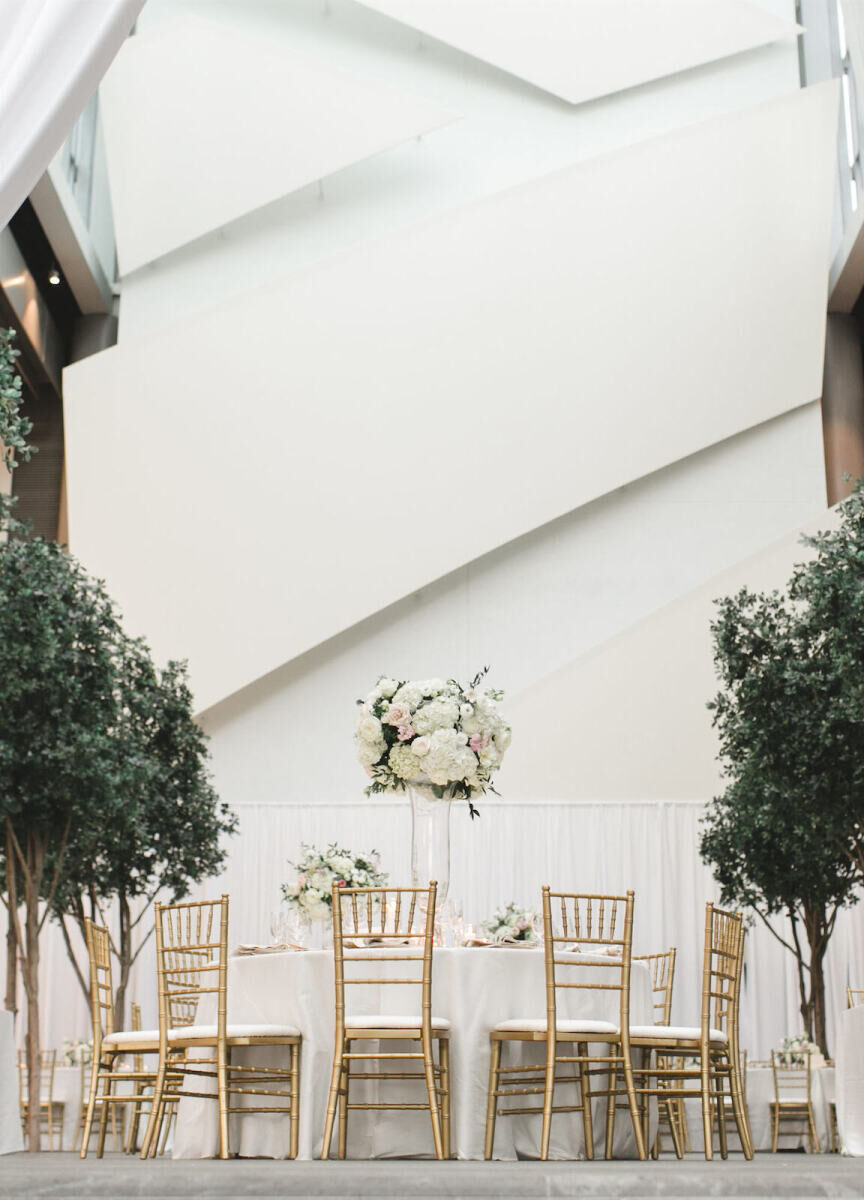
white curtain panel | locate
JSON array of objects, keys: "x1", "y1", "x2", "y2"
[{"x1": 0, "y1": 0, "x2": 144, "y2": 227}]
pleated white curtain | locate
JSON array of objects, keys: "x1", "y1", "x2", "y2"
[
  {"x1": 0, "y1": 0, "x2": 144, "y2": 227},
  {"x1": 4, "y1": 799, "x2": 864, "y2": 1062}
]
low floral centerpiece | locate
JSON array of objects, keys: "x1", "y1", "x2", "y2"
[
  {"x1": 281, "y1": 843, "x2": 387, "y2": 932},
  {"x1": 481, "y1": 902, "x2": 539, "y2": 944},
  {"x1": 62, "y1": 1038, "x2": 92, "y2": 1067},
  {"x1": 355, "y1": 668, "x2": 510, "y2": 900},
  {"x1": 777, "y1": 1033, "x2": 823, "y2": 1068}
]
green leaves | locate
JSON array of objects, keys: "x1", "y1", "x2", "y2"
[{"x1": 701, "y1": 484, "x2": 864, "y2": 1048}]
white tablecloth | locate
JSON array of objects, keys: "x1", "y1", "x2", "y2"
[
  {"x1": 837, "y1": 1005, "x2": 864, "y2": 1155},
  {"x1": 173, "y1": 947, "x2": 653, "y2": 1161},
  {"x1": 0, "y1": 1012, "x2": 23, "y2": 1155}
]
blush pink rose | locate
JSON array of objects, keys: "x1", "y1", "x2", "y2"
[
  {"x1": 469, "y1": 734, "x2": 489, "y2": 753},
  {"x1": 384, "y1": 702, "x2": 412, "y2": 727},
  {"x1": 397, "y1": 725, "x2": 415, "y2": 741}
]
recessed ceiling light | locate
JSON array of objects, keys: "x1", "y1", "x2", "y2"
[{"x1": 48, "y1": 268, "x2": 60, "y2": 286}]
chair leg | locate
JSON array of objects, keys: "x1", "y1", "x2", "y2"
[
  {"x1": 578, "y1": 1043, "x2": 594, "y2": 1160},
  {"x1": 771, "y1": 1103, "x2": 779, "y2": 1154},
  {"x1": 421, "y1": 1029, "x2": 445, "y2": 1161},
  {"x1": 539, "y1": 1038, "x2": 556, "y2": 1161},
  {"x1": 216, "y1": 1044, "x2": 230, "y2": 1160},
  {"x1": 621, "y1": 1051, "x2": 647, "y2": 1161},
  {"x1": 139, "y1": 1059, "x2": 168, "y2": 1160},
  {"x1": 439, "y1": 1035, "x2": 451, "y2": 1160},
  {"x1": 716, "y1": 1062, "x2": 728, "y2": 1160},
  {"x1": 289, "y1": 1042, "x2": 300, "y2": 1161},
  {"x1": 96, "y1": 1066, "x2": 115, "y2": 1158},
  {"x1": 337, "y1": 1052, "x2": 350, "y2": 1160},
  {"x1": 729, "y1": 1058, "x2": 753, "y2": 1160},
  {"x1": 808, "y1": 1104, "x2": 820, "y2": 1154},
  {"x1": 700, "y1": 1051, "x2": 713, "y2": 1161},
  {"x1": 667, "y1": 1098, "x2": 685, "y2": 1160},
  {"x1": 604, "y1": 1064, "x2": 618, "y2": 1160},
  {"x1": 321, "y1": 1038, "x2": 345, "y2": 1161},
  {"x1": 484, "y1": 1037, "x2": 502, "y2": 1160}
]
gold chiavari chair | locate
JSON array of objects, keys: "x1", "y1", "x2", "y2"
[
  {"x1": 321, "y1": 881, "x2": 450, "y2": 1161},
  {"x1": 75, "y1": 1060, "x2": 123, "y2": 1153},
  {"x1": 80, "y1": 918, "x2": 161, "y2": 1158},
  {"x1": 770, "y1": 1048, "x2": 820, "y2": 1153},
  {"x1": 484, "y1": 888, "x2": 646, "y2": 1162},
  {"x1": 123, "y1": 1002, "x2": 151, "y2": 1154},
  {"x1": 847, "y1": 987, "x2": 864, "y2": 1008},
  {"x1": 17, "y1": 1049, "x2": 64, "y2": 1150},
  {"x1": 139, "y1": 894, "x2": 301, "y2": 1161},
  {"x1": 627, "y1": 903, "x2": 752, "y2": 1161}
]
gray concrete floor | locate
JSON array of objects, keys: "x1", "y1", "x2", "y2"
[{"x1": 1, "y1": 1153, "x2": 863, "y2": 1200}]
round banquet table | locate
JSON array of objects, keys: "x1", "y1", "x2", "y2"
[{"x1": 172, "y1": 946, "x2": 654, "y2": 1161}]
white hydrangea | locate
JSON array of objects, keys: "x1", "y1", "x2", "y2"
[
  {"x1": 412, "y1": 696, "x2": 459, "y2": 735},
  {"x1": 388, "y1": 742, "x2": 425, "y2": 780},
  {"x1": 357, "y1": 715, "x2": 383, "y2": 743}
]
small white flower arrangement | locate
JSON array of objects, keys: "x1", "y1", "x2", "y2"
[
  {"x1": 777, "y1": 1033, "x2": 820, "y2": 1067},
  {"x1": 481, "y1": 902, "x2": 539, "y2": 944},
  {"x1": 281, "y1": 843, "x2": 388, "y2": 923},
  {"x1": 62, "y1": 1038, "x2": 92, "y2": 1067},
  {"x1": 355, "y1": 667, "x2": 510, "y2": 815}
]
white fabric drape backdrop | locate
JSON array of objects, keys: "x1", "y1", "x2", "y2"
[
  {"x1": 0, "y1": 0, "x2": 144, "y2": 227},
  {"x1": 4, "y1": 799, "x2": 864, "y2": 1066}
]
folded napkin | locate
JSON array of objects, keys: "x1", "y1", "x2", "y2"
[
  {"x1": 566, "y1": 944, "x2": 622, "y2": 957},
  {"x1": 234, "y1": 943, "x2": 307, "y2": 956},
  {"x1": 486, "y1": 940, "x2": 539, "y2": 949}
]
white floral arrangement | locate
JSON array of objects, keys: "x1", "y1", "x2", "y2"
[
  {"x1": 62, "y1": 1038, "x2": 92, "y2": 1067},
  {"x1": 355, "y1": 667, "x2": 510, "y2": 815},
  {"x1": 777, "y1": 1033, "x2": 821, "y2": 1067},
  {"x1": 481, "y1": 902, "x2": 539, "y2": 944},
  {"x1": 281, "y1": 843, "x2": 388, "y2": 923}
]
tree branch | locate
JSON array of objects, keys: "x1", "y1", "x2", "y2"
[
  {"x1": 753, "y1": 906, "x2": 802, "y2": 960},
  {"x1": 57, "y1": 914, "x2": 90, "y2": 1005},
  {"x1": 38, "y1": 816, "x2": 72, "y2": 933},
  {"x1": 129, "y1": 923, "x2": 154, "y2": 966}
]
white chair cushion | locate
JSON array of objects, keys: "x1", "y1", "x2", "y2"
[
  {"x1": 168, "y1": 1023, "x2": 301, "y2": 1040},
  {"x1": 345, "y1": 1015, "x2": 451, "y2": 1031},
  {"x1": 102, "y1": 1029, "x2": 159, "y2": 1048},
  {"x1": 493, "y1": 1018, "x2": 619, "y2": 1035},
  {"x1": 629, "y1": 1024, "x2": 728, "y2": 1043}
]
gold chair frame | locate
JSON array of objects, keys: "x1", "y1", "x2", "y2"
[
  {"x1": 627, "y1": 903, "x2": 752, "y2": 1162},
  {"x1": 321, "y1": 881, "x2": 450, "y2": 1161},
  {"x1": 847, "y1": 987, "x2": 864, "y2": 1008},
  {"x1": 139, "y1": 894, "x2": 301, "y2": 1160},
  {"x1": 80, "y1": 917, "x2": 160, "y2": 1158},
  {"x1": 770, "y1": 1048, "x2": 820, "y2": 1153},
  {"x1": 18, "y1": 1049, "x2": 64, "y2": 1150},
  {"x1": 632, "y1": 948, "x2": 686, "y2": 1159},
  {"x1": 484, "y1": 888, "x2": 647, "y2": 1162}
]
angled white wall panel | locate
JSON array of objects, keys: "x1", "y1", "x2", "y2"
[
  {"x1": 355, "y1": 0, "x2": 799, "y2": 105},
  {"x1": 502, "y1": 509, "x2": 840, "y2": 803},
  {"x1": 99, "y1": 16, "x2": 460, "y2": 274},
  {"x1": 64, "y1": 84, "x2": 838, "y2": 712}
]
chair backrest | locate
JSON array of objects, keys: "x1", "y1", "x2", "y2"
[
  {"x1": 700, "y1": 903, "x2": 745, "y2": 1050},
  {"x1": 17, "y1": 1049, "x2": 56, "y2": 1104},
  {"x1": 633, "y1": 948, "x2": 676, "y2": 1025},
  {"x1": 84, "y1": 918, "x2": 115, "y2": 1056},
  {"x1": 847, "y1": 987, "x2": 864, "y2": 1009},
  {"x1": 330, "y1": 882, "x2": 437, "y2": 1032},
  {"x1": 153, "y1": 895, "x2": 228, "y2": 1049},
  {"x1": 771, "y1": 1048, "x2": 812, "y2": 1104},
  {"x1": 541, "y1": 888, "x2": 635, "y2": 1045}
]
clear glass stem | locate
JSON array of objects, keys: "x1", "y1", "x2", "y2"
[{"x1": 409, "y1": 785, "x2": 451, "y2": 903}]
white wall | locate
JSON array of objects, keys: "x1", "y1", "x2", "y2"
[{"x1": 29, "y1": 0, "x2": 862, "y2": 1066}]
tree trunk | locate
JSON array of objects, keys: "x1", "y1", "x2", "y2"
[
  {"x1": 24, "y1": 876, "x2": 40, "y2": 1152},
  {"x1": 5, "y1": 911, "x2": 16, "y2": 1014},
  {"x1": 805, "y1": 908, "x2": 829, "y2": 1058},
  {"x1": 114, "y1": 892, "x2": 131, "y2": 1032}
]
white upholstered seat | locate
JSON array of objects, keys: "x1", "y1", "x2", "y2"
[
  {"x1": 345, "y1": 1015, "x2": 450, "y2": 1031},
  {"x1": 167, "y1": 1023, "x2": 301, "y2": 1041},
  {"x1": 102, "y1": 1029, "x2": 159, "y2": 1049},
  {"x1": 493, "y1": 1017, "x2": 619, "y2": 1035},
  {"x1": 629, "y1": 1024, "x2": 728, "y2": 1043}
]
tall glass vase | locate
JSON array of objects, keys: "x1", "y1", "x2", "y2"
[{"x1": 408, "y1": 784, "x2": 452, "y2": 903}]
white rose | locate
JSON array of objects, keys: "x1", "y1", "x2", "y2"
[
  {"x1": 412, "y1": 736, "x2": 430, "y2": 757},
  {"x1": 460, "y1": 703, "x2": 473, "y2": 718},
  {"x1": 378, "y1": 678, "x2": 398, "y2": 698},
  {"x1": 357, "y1": 715, "x2": 383, "y2": 743},
  {"x1": 357, "y1": 736, "x2": 385, "y2": 767}
]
